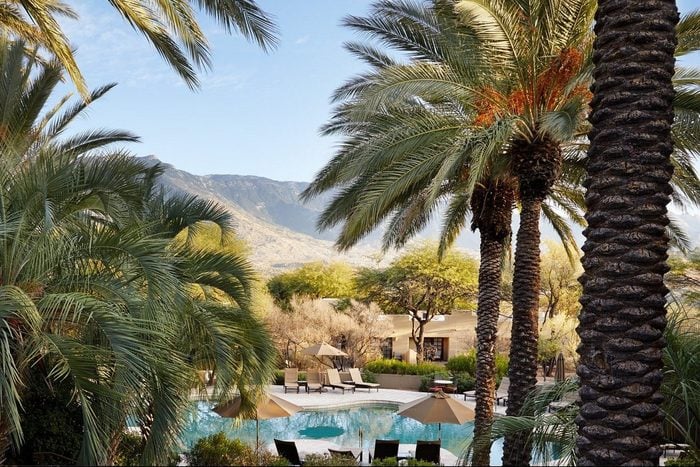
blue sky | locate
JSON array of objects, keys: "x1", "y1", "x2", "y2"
[{"x1": 61, "y1": 0, "x2": 699, "y2": 182}]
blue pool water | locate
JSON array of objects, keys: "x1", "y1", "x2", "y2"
[{"x1": 180, "y1": 402, "x2": 506, "y2": 462}]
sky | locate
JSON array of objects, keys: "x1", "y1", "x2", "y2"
[{"x1": 59, "y1": 0, "x2": 699, "y2": 183}]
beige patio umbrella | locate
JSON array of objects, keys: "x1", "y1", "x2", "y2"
[
  {"x1": 301, "y1": 341, "x2": 348, "y2": 373},
  {"x1": 213, "y1": 394, "x2": 302, "y2": 448},
  {"x1": 397, "y1": 390, "x2": 475, "y2": 438}
]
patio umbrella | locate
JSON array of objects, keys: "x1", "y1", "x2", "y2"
[
  {"x1": 397, "y1": 390, "x2": 475, "y2": 438},
  {"x1": 301, "y1": 342, "x2": 348, "y2": 371},
  {"x1": 555, "y1": 352, "x2": 566, "y2": 383},
  {"x1": 213, "y1": 394, "x2": 301, "y2": 448}
]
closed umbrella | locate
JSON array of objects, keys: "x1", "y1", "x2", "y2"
[
  {"x1": 213, "y1": 394, "x2": 301, "y2": 449},
  {"x1": 397, "y1": 390, "x2": 475, "y2": 438},
  {"x1": 555, "y1": 352, "x2": 566, "y2": 383}
]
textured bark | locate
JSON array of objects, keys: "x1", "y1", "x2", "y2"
[
  {"x1": 502, "y1": 197, "x2": 542, "y2": 466},
  {"x1": 576, "y1": 0, "x2": 677, "y2": 465},
  {"x1": 470, "y1": 181, "x2": 514, "y2": 466},
  {"x1": 472, "y1": 232, "x2": 505, "y2": 466}
]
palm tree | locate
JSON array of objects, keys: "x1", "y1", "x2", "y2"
[
  {"x1": 305, "y1": 1, "x2": 700, "y2": 464},
  {"x1": 575, "y1": 0, "x2": 680, "y2": 463},
  {"x1": 302, "y1": 2, "x2": 586, "y2": 464},
  {"x1": 0, "y1": 0, "x2": 277, "y2": 97},
  {"x1": 0, "y1": 40, "x2": 275, "y2": 464}
]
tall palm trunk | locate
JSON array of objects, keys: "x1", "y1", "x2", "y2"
[
  {"x1": 502, "y1": 197, "x2": 542, "y2": 466},
  {"x1": 470, "y1": 181, "x2": 514, "y2": 466},
  {"x1": 576, "y1": 0, "x2": 678, "y2": 464},
  {"x1": 502, "y1": 135, "x2": 562, "y2": 466}
]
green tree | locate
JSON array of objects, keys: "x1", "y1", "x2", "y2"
[
  {"x1": 1, "y1": 0, "x2": 277, "y2": 97},
  {"x1": 667, "y1": 249, "x2": 700, "y2": 310},
  {"x1": 267, "y1": 262, "x2": 356, "y2": 309},
  {"x1": 0, "y1": 41, "x2": 274, "y2": 464},
  {"x1": 539, "y1": 241, "x2": 582, "y2": 324},
  {"x1": 355, "y1": 243, "x2": 477, "y2": 362},
  {"x1": 576, "y1": 0, "x2": 680, "y2": 464}
]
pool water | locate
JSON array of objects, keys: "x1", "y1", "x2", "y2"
[{"x1": 181, "y1": 402, "x2": 505, "y2": 462}]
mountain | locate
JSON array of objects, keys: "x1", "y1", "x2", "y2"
[{"x1": 140, "y1": 156, "x2": 392, "y2": 276}]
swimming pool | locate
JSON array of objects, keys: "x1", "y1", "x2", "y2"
[{"x1": 180, "y1": 402, "x2": 505, "y2": 462}]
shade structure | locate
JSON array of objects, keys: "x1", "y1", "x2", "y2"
[
  {"x1": 397, "y1": 390, "x2": 474, "y2": 438},
  {"x1": 554, "y1": 352, "x2": 566, "y2": 383},
  {"x1": 301, "y1": 342, "x2": 348, "y2": 357},
  {"x1": 213, "y1": 394, "x2": 301, "y2": 448}
]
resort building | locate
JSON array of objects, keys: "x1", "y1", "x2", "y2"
[{"x1": 378, "y1": 311, "x2": 512, "y2": 363}]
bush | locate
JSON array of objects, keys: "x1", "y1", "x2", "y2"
[
  {"x1": 362, "y1": 370, "x2": 378, "y2": 383},
  {"x1": 365, "y1": 359, "x2": 445, "y2": 375},
  {"x1": 114, "y1": 433, "x2": 144, "y2": 466},
  {"x1": 665, "y1": 455, "x2": 698, "y2": 467},
  {"x1": 186, "y1": 432, "x2": 256, "y2": 466},
  {"x1": 303, "y1": 453, "x2": 359, "y2": 466},
  {"x1": 452, "y1": 372, "x2": 476, "y2": 392},
  {"x1": 370, "y1": 457, "x2": 437, "y2": 466},
  {"x1": 446, "y1": 351, "x2": 476, "y2": 374},
  {"x1": 496, "y1": 353, "x2": 509, "y2": 379}
]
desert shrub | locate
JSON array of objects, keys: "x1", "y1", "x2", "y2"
[
  {"x1": 496, "y1": 353, "x2": 509, "y2": 379},
  {"x1": 186, "y1": 432, "x2": 255, "y2": 466},
  {"x1": 303, "y1": 453, "x2": 359, "y2": 466},
  {"x1": 452, "y1": 372, "x2": 476, "y2": 392},
  {"x1": 365, "y1": 359, "x2": 445, "y2": 375},
  {"x1": 362, "y1": 370, "x2": 378, "y2": 383},
  {"x1": 446, "y1": 351, "x2": 476, "y2": 374}
]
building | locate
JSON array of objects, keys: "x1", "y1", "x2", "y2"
[{"x1": 377, "y1": 310, "x2": 512, "y2": 363}]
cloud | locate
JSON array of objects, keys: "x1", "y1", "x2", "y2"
[{"x1": 294, "y1": 35, "x2": 310, "y2": 45}]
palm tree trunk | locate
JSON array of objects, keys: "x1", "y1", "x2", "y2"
[
  {"x1": 576, "y1": 0, "x2": 678, "y2": 464},
  {"x1": 502, "y1": 197, "x2": 542, "y2": 466},
  {"x1": 472, "y1": 231, "x2": 505, "y2": 466}
]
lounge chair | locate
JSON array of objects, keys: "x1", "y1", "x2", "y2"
[
  {"x1": 284, "y1": 368, "x2": 299, "y2": 394},
  {"x1": 326, "y1": 368, "x2": 355, "y2": 393},
  {"x1": 348, "y1": 368, "x2": 380, "y2": 392},
  {"x1": 463, "y1": 376, "x2": 510, "y2": 405},
  {"x1": 305, "y1": 369, "x2": 323, "y2": 393},
  {"x1": 415, "y1": 440, "x2": 441, "y2": 464},
  {"x1": 328, "y1": 448, "x2": 362, "y2": 462},
  {"x1": 369, "y1": 439, "x2": 399, "y2": 463},
  {"x1": 275, "y1": 439, "x2": 303, "y2": 465},
  {"x1": 496, "y1": 377, "x2": 510, "y2": 406}
]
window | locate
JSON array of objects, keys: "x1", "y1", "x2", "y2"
[
  {"x1": 424, "y1": 337, "x2": 446, "y2": 361},
  {"x1": 380, "y1": 338, "x2": 393, "y2": 359}
]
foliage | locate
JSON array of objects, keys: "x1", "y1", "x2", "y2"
[
  {"x1": 371, "y1": 457, "x2": 438, "y2": 466},
  {"x1": 356, "y1": 243, "x2": 478, "y2": 361},
  {"x1": 2, "y1": 0, "x2": 277, "y2": 97},
  {"x1": 469, "y1": 309, "x2": 700, "y2": 465},
  {"x1": 0, "y1": 40, "x2": 276, "y2": 464},
  {"x1": 303, "y1": 453, "x2": 359, "y2": 466},
  {"x1": 446, "y1": 350, "x2": 508, "y2": 380},
  {"x1": 186, "y1": 433, "x2": 257, "y2": 466},
  {"x1": 113, "y1": 434, "x2": 147, "y2": 467},
  {"x1": 273, "y1": 370, "x2": 306, "y2": 386},
  {"x1": 446, "y1": 353, "x2": 476, "y2": 374},
  {"x1": 452, "y1": 372, "x2": 476, "y2": 393},
  {"x1": 265, "y1": 298, "x2": 385, "y2": 369},
  {"x1": 664, "y1": 455, "x2": 698, "y2": 467},
  {"x1": 9, "y1": 369, "x2": 83, "y2": 465},
  {"x1": 538, "y1": 314, "x2": 579, "y2": 371},
  {"x1": 667, "y1": 249, "x2": 700, "y2": 310},
  {"x1": 539, "y1": 241, "x2": 582, "y2": 321},
  {"x1": 362, "y1": 370, "x2": 378, "y2": 383},
  {"x1": 364, "y1": 359, "x2": 446, "y2": 376},
  {"x1": 267, "y1": 262, "x2": 357, "y2": 309}
]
